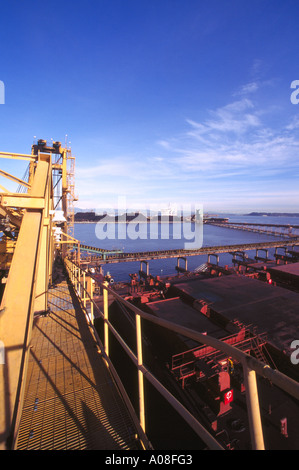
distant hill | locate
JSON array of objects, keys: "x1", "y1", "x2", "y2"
[
  {"x1": 74, "y1": 211, "x2": 191, "y2": 222},
  {"x1": 74, "y1": 211, "x2": 147, "y2": 222},
  {"x1": 247, "y1": 212, "x2": 299, "y2": 217}
]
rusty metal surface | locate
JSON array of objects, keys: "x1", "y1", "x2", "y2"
[
  {"x1": 16, "y1": 281, "x2": 140, "y2": 450},
  {"x1": 169, "y1": 275, "x2": 299, "y2": 355},
  {"x1": 268, "y1": 261, "x2": 299, "y2": 279}
]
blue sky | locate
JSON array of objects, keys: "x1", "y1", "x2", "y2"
[{"x1": 1, "y1": 0, "x2": 299, "y2": 213}]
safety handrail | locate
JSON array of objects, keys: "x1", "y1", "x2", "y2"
[
  {"x1": 64, "y1": 259, "x2": 224, "y2": 450},
  {"x1": 64, "y1": 258, "x2": 299, "y2": 451}
]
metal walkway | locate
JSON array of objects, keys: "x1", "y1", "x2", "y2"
[
  {"x1": 77, "y1": 239, "x2": 299, "y2": 264},
  {"x1": 15, "y1": 279, "x2": 141, "y2": 450}
]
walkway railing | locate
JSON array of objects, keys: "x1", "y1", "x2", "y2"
[{"x1": 64, "y1": 258, "x2": 299, "y2": 451}]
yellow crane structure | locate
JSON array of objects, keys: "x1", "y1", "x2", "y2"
[{"x1": 0, "y1": 140, "x2": 76, "y2": 449}]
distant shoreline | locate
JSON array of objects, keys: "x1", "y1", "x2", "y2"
[
  {"x1": 246, "y1": 212, "x2": 299, "y2": 217},
  {"x1": 73, "y1": 212, "x2": 299, "y2": 224},
  {"x1": 74, "y1": 211, "x2": 199, "y2": 224}
]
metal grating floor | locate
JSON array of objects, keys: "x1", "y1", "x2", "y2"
[{"x1": 16, "y1": 281, "x2": 140, "y2": 450}]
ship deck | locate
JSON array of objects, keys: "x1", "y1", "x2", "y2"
[
  {"x1": 168, "y1": 274, "x2": 299, "y2": 355},
  {"x1": 268, "y1": 261, "x2": 299, "y2": 283}
]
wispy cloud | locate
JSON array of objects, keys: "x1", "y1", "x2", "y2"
[
  {"x1": 285, "y1": 115, "x2": 299, "y2": 131},
  {"x1": 75, "y1": 80, "x2": 299, "y2": 211},
  {"x1": 75, "y1": 153, "x2": 182, "y2": 209},
  {"x1": 186, "y1": 98, "x2": 260, "y2": 136},
  {"x1": 157, "y1": 93, "x2": 299, "y2": 174},
  {"x1": 235, "y1": 82, "x2": 259, "y2": 96}
]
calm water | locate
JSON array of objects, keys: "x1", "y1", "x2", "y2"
[{"x1": 74, "y1": 215, "x2": 299, "y2": 282}]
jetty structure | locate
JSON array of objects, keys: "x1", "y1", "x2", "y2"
[{"x1": 1, "y1": 140, "x2": 299, "y2": 451}]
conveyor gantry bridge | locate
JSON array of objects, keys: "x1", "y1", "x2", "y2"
[
  {"x1": 206, "y1": 220, "x2": 299, "y2": 238},
  {"x1": 74, "y1": 239, "x2": 299, "y2": 264}
]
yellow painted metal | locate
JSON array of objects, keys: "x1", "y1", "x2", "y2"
[
  {"x1": 0, "y1": 184, "x2": 11, "y2": 193},
  {"x1": 0, "y1": 151, "x2": 35, "y2": 161},
  {"x1": 61, "y1": 150, "x2": 68, "y2": 257},
  {"x1": 0, "y1": 238, "x2": 16, "y2": 271},
  {"x1": 0, "y1": 238, "x2": 15, "y2": 254},
  {"x1": 0, "y1": 195, "x2": 45, "y2": 209},
  {"x1": 78, "y1": 268, "x2": 81, "y2": 298},
  {"x1": 30, "y1": 140, "x2": 76, "y2": 254},
  {"x1": 136, "y1": 314, "x2": 146, "y2": 434},
  {"x1": 0, "y1": 169, "x2": 31, "y2": 189},
  {"x1": 34, "y1": 156, "x2": 53, "y2": 313},
  {"x1": 83, "y1": 271, "x2": 86, "y2": 308},
  {"x1": 0, "y1": 207, "x2": 22, "y2": 229},
  {"x1": 89, "y1": 276, "x2": 94, "y2": 323},
  {"x1": 28, "y1": 149, "x2": 35, "y2": 187},
  {"x1": 242, "y1": 362, "x2": 265, "y2": 450},
  {"x1": 0, "y1": 140, "x2": 75, "y2": 449},
  {"x1": 0, "y1": 159, "x2": 49, "y2": 449},
  {"x1": 56, "y1": 231, "x2": 81, "y2": 264},
  {"x1": 103, "y1": 281, "x2": 109, "y2": 359}
]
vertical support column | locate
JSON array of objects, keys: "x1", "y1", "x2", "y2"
[
  {"x1": 89, "y1": 277, "x2": 94, "y2": 323},
  {"x1": 208, "y1": 254, "x2": 219, "y2": 265},
  {"x1": 140, "y1": 261, "x2": 149, "y2": 276},
  {"x1": 78, "y1": 267, "x2": 81, "y2": 298},
  {"x1": 34, "y1": 154, "x2": 52, "y2": 313},
  {"x1": 242, "y1": 361, "x2": 265, "y2": 450},
  {"x1": 83, "y1": 271, "x2": 86, "y2": 308},
  {"x1": 177, "y1": 257, "x2": 188, "y2": 272},
  {"x1": 74, "y1": 266, "x2": 78, "y2": 291},
  {"x1": 77, "y1": 242, "x2": 81, "y2": 266},
  {"x1": 136, "y1": 314, "x2": 146, "y2": 433},
  {"x1": 256, "y1": 249, "x2": 269, "y2": 261},
  {"x1": 61, "y1": 148, "x2": 68, "y2": 258},
  {"x1": 34, "y1": 217, "x2": 50, "y2": 312},
  {"x1": 103, "y1": 281, "x2": 109, "y2": 358},
  {"x1": 0, "y1": 159, "x2": 50, "y2": 449},
  {"x1": 48, "y1": 220, "x2": 54, "y2": 287}
]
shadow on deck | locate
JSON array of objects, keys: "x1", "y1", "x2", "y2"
[{"x1": 16, "y1": 261, "x2": 143, "y2": 450}]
